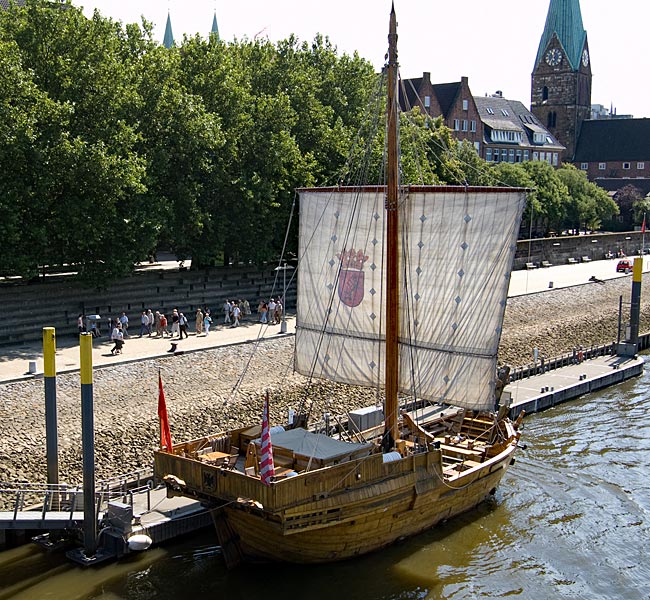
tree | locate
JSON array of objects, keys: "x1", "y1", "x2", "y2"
[
  {"x1": 605, "y1": 184, "x2": 643, "y2": 232},
  {"x1": 632, "y1": 194, "x2": 650, "y2": 227},
  {"x1": 492, "y1": 163, "x2": 538, "y2": 237},
  {"x1": 520, "y1": 160, "x2": 569, "y2": 235},
  {"x1": 556, "y1": 164, "x2": 618, "y2": 233},
  {"x1": 0, "y1": 1, "x2": 151, "y2": 282}
]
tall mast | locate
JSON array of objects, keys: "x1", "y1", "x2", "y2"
[{"x1": 384, "y1": 4, "x2": 399, "y2": 448}]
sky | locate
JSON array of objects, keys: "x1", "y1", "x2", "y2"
[{"x1": 77, "y1": 0, "x2": 649, "y2": 119}]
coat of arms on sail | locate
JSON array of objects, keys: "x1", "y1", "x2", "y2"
[{"x1": 336, "y1": 248, "x2": 369, "y2": 308}]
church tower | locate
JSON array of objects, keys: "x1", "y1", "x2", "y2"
[{"x1": 531, "y1": 0, "x2": 591, "y2": 160}]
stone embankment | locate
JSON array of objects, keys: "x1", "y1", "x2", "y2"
[{"x1": 1, "y1": 276, "x2": 647, "y2": 504}]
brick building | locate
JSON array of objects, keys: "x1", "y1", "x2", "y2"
[
  {"x1": 401, "y1": 74, "x2": 483, "y2": 152},
  {"x1": 400, "y1": 74, "x2": 563, "y2": 165},
  {"x1": 574, "y1": 119, "x2": 650, "y2": 181}
]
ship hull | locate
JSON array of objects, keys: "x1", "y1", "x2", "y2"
[{"x1": 214, "y1": 446, "x2": 515, "y2": 564}]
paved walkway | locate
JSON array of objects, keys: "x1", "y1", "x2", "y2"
[
  {"x1": 1, "y1": 254, "x2": 645, "y2": 384},
  {"x1": 508, "y1": 254, "x2": 646, "y2": 296},
  {"x1": 0, "y1": 317, "x2": 296, "y2": 384}
]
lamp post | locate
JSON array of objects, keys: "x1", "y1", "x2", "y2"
[{"x1": 274, "y1": 263, "x2": 294, "y2": 333}]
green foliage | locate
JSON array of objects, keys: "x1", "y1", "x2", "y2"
[
  {"x1": 0, "y1": 1, "x2": 629, "y2": 281},
  {"x1": 556, "y1": 164, "x2": 618, "y2": 233},
  {"x1": 632, "y1": 196, "x2": 650, "y2": 225}
]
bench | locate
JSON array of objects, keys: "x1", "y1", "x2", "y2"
[
  {"x1": 525, "y1": 262, "x2": 537, "y2": 270},
  {"x1": 541, "y1": 260, "x2": 553, "y2": 268},
  {"x1": 567, "y1": 257, "x2": 578, "y2": 264},
  {"x1": 581, "y1": 256, "x2": 592, "y2": 262}
]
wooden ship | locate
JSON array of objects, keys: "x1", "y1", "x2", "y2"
[{"x1": 154, "y1": 4, "x2": 527, "y2": 568}]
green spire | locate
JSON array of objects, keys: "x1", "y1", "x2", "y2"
[
  {"x1": 211, "y1": 11, "x2": 219, "y2": 39},
  {"x1": 535, "y1": 0, "x2": 586, "y2": 70},
  {"x1": 163, "y1": 11, "x2": 174, "y2": 49}
]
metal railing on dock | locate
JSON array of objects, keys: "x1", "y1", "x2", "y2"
[
  {"x1": 508, "y1": 342, "x2": 617, "y2": 382},
  {"x1": 0, "y1": 467, "x2": 156, "y2": 530}
]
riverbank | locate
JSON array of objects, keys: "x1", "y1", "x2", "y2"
[{"x1": 0, "y1": 275, "x2": 647, "y2": 499}]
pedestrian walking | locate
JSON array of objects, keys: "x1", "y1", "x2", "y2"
[
  {"x1": 179, "y1": 312, "x2": 189, "y2": 338},
  {"x1": 170, "y1": 309, "x2": 180, "y2": 337},
  {"x1": 160, "y1": 313, "x2": 169, "y2": 337},
  {"x1": 110, "y1": 323, "x2": 124, "y2": 355},
  {"x1": 119, "y1": 312, "x2": 129, "y2": 337},
  {"x1": 204, "y1": 310, "x2": 212, "y2": 334},
  {"x1": 231, "y1": 302, "x2": 241, "y2": 327},
  {"x1": 195, "y1": 308, "x2": 204, "y2": 335},
  {"x1": 223, "y1": 300, "x2": 232, "y2": 325},
  {"x1": 139, "y1": 311, "x2": 149, "y2": 337}
]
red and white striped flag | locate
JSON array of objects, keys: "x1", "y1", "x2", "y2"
[{"x1": 259, "y1": 391, "x2": 275, "y2": 486}]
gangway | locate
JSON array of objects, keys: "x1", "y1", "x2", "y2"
[{"x1": 0, "y1": 468, "x2": 156, "y2": 531}]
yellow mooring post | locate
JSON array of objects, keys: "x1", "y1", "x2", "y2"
[
  {"x1": 630, "y1": 257, "x2": 643, "y2": 347},
  {"x1": 43, "y1": 327, "x2": 59, "y2": 486},
  {"x1": 80, "y1": 333, "x2": 97, "y2": 557}
]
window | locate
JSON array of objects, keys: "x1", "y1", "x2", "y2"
[
  {"x1": 474, "y1": 141, "x2": 480, "y2": 153},
  {"x1": 540, "y1": 151, "x2": 546, "y2": 162},
  {"x1": 638, "y1": 162, "x2": 645, "y2": 170},
  {"x1": 501, "y1": 109, "x2": 510, "y2": 116},
  {"x1": 547, "y1": 111, "x2": 556, "y2": 128},
  {"x1": 516, "y1": 150, "x2": 522, "y2": 163},
  {"x1": 524, "y1": 150, "x2": 529, "y2": 161},
  {"x1": 509, "y1": 149, "x2": 515, "y2": 163},
  {"x1": 462, "y1": 99, "x2": 469, "y2": 111},
  {"x1": 470, "y1": 120, "x2": 476, "y2": 132},
  {"x1": 552, "y1": 153, "x2": 558, "y2": 166},
  {"x1": 533, "y1": 151, "x2": 539, "y2": 161},
  {"x1": 598, "y1": 162, "x2": 606, "y2": 170},
  {"x1": 542, "y1": 86, "x2": 549, "y2": 101},
  {"x1": 580, "y1": 163, "x2": 588, "y2": 170},
  {"x1": 424, "y1": 95, "x2": 431, "y2": 108},
  {"x1": 486, "y1": 107, "x2": 494, "y2": 115},
  {"x1": 501, "y1": 149, "x2": 508, "y2": 161},
  {"x1": 462, "y1": 119, "x2": 468, "y2": 132},
  {"x1": 486, "y1": 148, "x2": 492, "y2": 162},
  {"x1": 623, "y1": 162, "x2": 631, "y2": 170},
  {"x1": 453, "y1": 119, "x2": 460, "y2": 131}
]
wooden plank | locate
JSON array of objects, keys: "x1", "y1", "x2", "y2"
[{"x1": 439, "y1": 443, "x2": 483, "y2": 458}]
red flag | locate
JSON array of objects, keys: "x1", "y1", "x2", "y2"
[
  {"x1": 642, "y1": 215, "x2": 646, "y2": 234},
  {"x1": 158, "y1": 372, "x2": 173, "y2": 452},
  {"x1": 259, "y1": 391, "x2": 275, "y2": 486}
]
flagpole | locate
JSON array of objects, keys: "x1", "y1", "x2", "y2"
[
  {"x1": 159, "y1": 368, "x2": 163, "y2": 451},
  {"x1": 642, "y1": 212, "x2": 646, "y2": 256}
]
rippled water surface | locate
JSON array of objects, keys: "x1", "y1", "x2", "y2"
[{"x1": 2, "y1": 371, "x2": 649, "y2": 599}]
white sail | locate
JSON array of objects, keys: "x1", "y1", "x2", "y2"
[{"x1": 295, "y1": 186, "x2": 526, "y2": 411}]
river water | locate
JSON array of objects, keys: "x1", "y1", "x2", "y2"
[{"x1": 1, "y1": 370, "x2": 649, "y2": 600}]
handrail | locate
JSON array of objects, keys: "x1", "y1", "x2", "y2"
[
  {"x1": 508, "y1": 342, "x2": 617, "y2": 382},
  {"x1": 0, "y1": 470, "x2": 157, "y2": 523}
]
